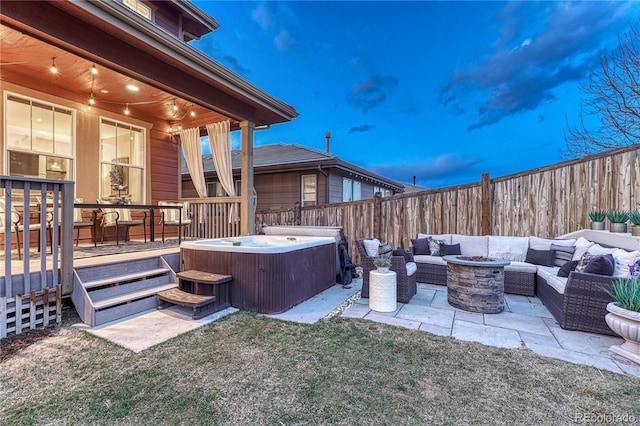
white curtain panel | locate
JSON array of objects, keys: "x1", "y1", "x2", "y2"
[
  {"x1": 180, "y1": 127, "x2": 207, "y2": 198},
  {"x1": 206, "y1": 121, "x2": 239, "y2": 222}
]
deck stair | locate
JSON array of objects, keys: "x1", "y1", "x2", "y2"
[{"x1": 72, "y1": 256, "x2": 178, "y2": 326}]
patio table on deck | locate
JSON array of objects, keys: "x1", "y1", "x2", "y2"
[{"x1": 75, "y1": 203, "x2": 183, "y2": 243}]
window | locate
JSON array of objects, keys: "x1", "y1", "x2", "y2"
[
  {"x1": 100, "y1": 119, "x2": 145, "y2": 203},
  {"x1": 5, "y1": 93, "x2": 74, "y2": 180},
  {"x1": 301, "y1": 175, "x2": 316, "y2": 206},
  {"x1": 342, "y1": 178, "x2": 361, "y2": 202},
  {"x1": 122, "y1": 0, "x2": 151, "y2": 19},
  {"x1": 207, "y1": 180, "x2": 241, "y2": 197}
]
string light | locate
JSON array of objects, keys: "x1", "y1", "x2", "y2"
[
  {"x1": 91, "y1": 64, "x2": 98, "y2": 75},
  {"x1": 89, "y1": 91, "x2": 95, "y2": 105},
  {"x1": 190, "y1": 110, "x2": 196, "y2": 117},
  {"x1": 173, "y1": 99, "x2": 178, "y2": 111},
  {"x1": 50, "y1": 57, "x2": 57, "y2": 74},
  {"x1": 124, "y1": 103, "x2": 130, "y2": 115}
]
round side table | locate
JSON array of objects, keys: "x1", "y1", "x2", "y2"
[{"x1": 369, "y1": 270, "x2": 397, "y2": 312}]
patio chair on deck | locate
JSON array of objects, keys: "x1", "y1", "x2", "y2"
[
  {"x1": 356, "y1": 238, "x2": 417, "y2": 303},
  {"x1": 158, "y1": 201, "x2": 191, "y2": 243},
  {"x1": 12, "y1": 198, "x2": 52, "y2": 260},
  {"x1": 97, "y1": 199, "x2": 146, "y2": 245},
  {"x1": 0, "y1": 199, "x2": 20, "y2": 256},
  {"x1": 73, "y1": 198, "x2": 96, "y2": 247}
]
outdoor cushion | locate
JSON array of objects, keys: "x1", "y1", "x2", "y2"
[
  {"x1": 410, "y1": 238, "x2": 430, "y2": 255},
  {"x1": 363, "y1": 238, "x2": 380, "y2": 257},
  {"x1": 378, "y1": 242, "x2": 393, "y2": 257},
  {"x1": 575, "y1": 252, "x2": 592, "y2": 272},
  {"x1": 451, "y1": 235, "x2": 488, "y2": 257},
  {"x1": 537, "y1": 266, "x2": 568, "y2": 294},
  {"x1": 551, "y1": 244, "x2": 575, "y2": 267},
  {"x1": 557, "y1": 260, "x2": 579, "y2": 277},
  {"x1": 583, "y1": 254, "x2": 615, "y2": 276},
  {"x1": 526, "y1": 248, "x2": 556, "y2": 267},
  {"x1": 503, "y1": 261, "x2": 538, "y2": 274},
  {"x1": 488, "y1": 236, "x2": 529, "y2": 262},
  {"x1": 612, "y1": 248, "x2": 640, "y2": 277},
  {"x1": 412, "y1": 255, "x2": 447, "y2": 266},
  {"x1": 572, "y1": 237, "x2": 595, "y2": 261},
  {"x1": 440, "y1": 243, "x2": 461, "y2": 256},
  {"x1": 418, "y1": 233, "x2": 452, "y2": 244},
  {"x1": 428, "y1": 237, "x2": 447, "y2": 256},
  {"x1": 587, "y1": 244, "x2": 616, "y2": 256},
  {"x1": 393, "y1": 247, "x2": 412, "y2": 263},
  {"x1": 529, "y1": 236, "x2": 575, "y2": 250},
  {"x1": 406, "y1": 262, "x2": 417, "y2": 276}
]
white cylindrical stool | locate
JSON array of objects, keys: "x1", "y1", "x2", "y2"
[{"x1": 369, "y1": 270, "x2": 397, "y2": 312}]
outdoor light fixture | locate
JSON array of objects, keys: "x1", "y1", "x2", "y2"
[
  {"x1": 50, "y1": 57, "x2": 57, "y2": 74},
  {"x1": 190, "y1": 110, "x2": 196, "y2": 117},
  {"x1": 126, "y1": 84, "x2": 139, "y2": 92},
  {"x1": 124, "y1": 103, "x2": 130, "y2": 115},
  {"x1": 89, "y1": 91, "x2": 95, "y2": 105},
  {"x1": 173, "y1": 99, "x2": 178, "y2": 111},
  {"x1": 91, "y1": 64, "x2": 98, "y2": 75}
]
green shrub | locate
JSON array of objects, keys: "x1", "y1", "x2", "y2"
[
  {"x1": 628, "y1": 211, "x2": 640, "y2": 225},
  {"x1": 605, "y1": 277, "x2": 640, "y2": 312},
  {"x1": 588, "y1": 211, "x2": 606, "y2": 222},
  {"x1": 606, "y1": 210, "x2": 629, "y2": 223}
]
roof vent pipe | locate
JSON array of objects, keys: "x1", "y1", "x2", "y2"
[
  {"x1": 413, "y1": 175, "x2": 416, "y2": 185},
  {"x1": 325, "y1": 132, "x2": 331, "y2": 153}
]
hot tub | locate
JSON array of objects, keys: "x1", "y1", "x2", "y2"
[{"x1": 180, "y1": 235, "x2": 337, "y2": 314}]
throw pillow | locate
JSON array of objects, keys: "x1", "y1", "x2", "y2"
[
  {"x1": 393, "y1": 247, "x2": 411, "y2": 263},
  {"x1": 551, "y1": 244, "x2": 576, "y2": 267},
  {"x1": 428, "y1": 237, "x2": 446, "y2": 256},
  {"x1": 410, "y1": 238, "x2": 430, "y2": 255},
  {"x1": 557, "y1": 260, "x2": 579, "y2": 277},
  {"x1": 440, "y1": 243, "x2": 462, "y2": 256},
  {"x1": 583, "y1": 254, "x2": 615, "y2": 276},
  {"x1": 575, "y1": 252, "x2": 592, "y2": 272},
  {"x1": 378, "y1": 242, "x2": 393, "y2": 258},
  {"x1": 363, "y1": 238, "x2": 380, "y2": 257},
  {"x1": 525, "y1": 248, "x2": 556, "y2": 267}
]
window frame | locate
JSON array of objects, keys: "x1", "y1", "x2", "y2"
[
  {"x1": 3, "y1": 91, "x2": 76, "y2": 181},
  {"x1": 301, "y1": 174, "x2": 317, "y2": 207}
]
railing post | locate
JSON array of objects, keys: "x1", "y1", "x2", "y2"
[
  {"x1": 60, "y1": 181, "x2": 74, "y2": 294},
  {"x1": 481, "y1": 173, "x2": 491, "y2": 235},
  {"x1": 294, "y1": 202, "x2": 301, "y2": 225}
]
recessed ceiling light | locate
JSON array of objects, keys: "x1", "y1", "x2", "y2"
[
  {"x1": 100, "y1": 89, "x2": 109, "y2": 94},
  {"x1": 126, "y1": 84, "x2": 140, "y2": 92}
]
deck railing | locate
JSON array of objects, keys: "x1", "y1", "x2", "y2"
[
  {"x1": 1, "y1": 176, "x2": 73, "y2": 337},
  {"x1": 181, "y1": 197, "x2": 242, "y2": 239}
]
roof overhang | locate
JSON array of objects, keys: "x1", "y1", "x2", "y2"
[{"x1": 0, "y1": 0, "x2": 298, "y2": 127}]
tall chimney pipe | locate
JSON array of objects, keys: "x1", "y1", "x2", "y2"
[
  {"x1": 325, "y1": 132, "x2": 331, "y2": 153},
  {"x1": 413, "y1": 175, "x2": 416, "y2": 185}
]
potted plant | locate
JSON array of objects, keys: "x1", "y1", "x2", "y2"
[
  {"x1": 604, "y1": 273, "x2": 640, "y2": 364},
  {"x1": 373, "y1": 256, "x2": 392, "y2": 273},
  {"x1": 628, "y1": 211, "x2": 640, "y2": 237},
  {"x1": 606, "y1": 210, "x2": 629, "y2": 233},
  {"x1": 588, "y1": 211, "x2": 606, "y2": 231}
]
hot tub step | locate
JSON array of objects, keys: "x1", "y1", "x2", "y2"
[{"x1": 157, "y1": 288, "x2": 220, "y2": 319}]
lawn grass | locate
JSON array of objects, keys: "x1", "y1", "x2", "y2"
[{"x1": 1, "y1": 308, "x2": 639, "y2": 425}]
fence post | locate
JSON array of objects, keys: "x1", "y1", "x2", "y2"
[
  {"x1": 373, "y1": 192, "x2": 382, "y2": 240},
  {"x1": 481, "y1": 173, "x2": 491, "y2": 235},
  {"x1": 294, "y1": 202, "x2": 301, "y2": 225}
]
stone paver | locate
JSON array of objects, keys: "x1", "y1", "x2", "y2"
[{"x1": 337, "y1": 278, "x2": 639, "y2": 377}]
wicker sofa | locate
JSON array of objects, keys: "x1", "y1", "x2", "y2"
[
  {"x1": 410, "y1": 231, "x2": 640, "y2": 336},
  {"x1": 410, "y1": 234, "x2": 539, "y2": 296},
  {"x1": 356, "y1": 239, "x2": 417, "y2": 303}
]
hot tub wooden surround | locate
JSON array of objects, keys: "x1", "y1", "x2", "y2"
[{"x1": 180, "y1": 243, "x2": 336, "y2": 314}]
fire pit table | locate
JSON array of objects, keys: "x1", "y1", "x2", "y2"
[{"x1": 443, "y1": 255, "x2": 510, "y2": 314}]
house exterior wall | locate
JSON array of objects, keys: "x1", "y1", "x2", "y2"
[{"x1": 1, "y1": 81, "x2": 179, "y2": 205}]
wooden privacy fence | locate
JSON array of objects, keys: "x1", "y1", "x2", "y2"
[{"x1": 256, "y1": 145, "x2": 640, "y2": 264}]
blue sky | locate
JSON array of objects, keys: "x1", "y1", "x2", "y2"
[{"x1": 192, "y1": 1, "x2": 639, "y2": 188}]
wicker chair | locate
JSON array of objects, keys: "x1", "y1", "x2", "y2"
[{"x1": 356, "y1": 239, "x2": 417, "y2": 303}]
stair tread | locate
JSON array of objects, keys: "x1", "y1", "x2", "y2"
[
  {"x1": 157, "y1": 288, "x2": 217, "y2": 308},
  {"x1": 83, "y1": 268, "x2": 171, "y2": 289},
  {"x1": 93, "y1": 283, "x2": 177, "y2": 309}
]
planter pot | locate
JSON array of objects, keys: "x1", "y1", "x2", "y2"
[
  {"x1": 591, "y1": 221, "x2": 605, "y2": 231},
  {"x1": 376, "y1": 267, "x2": 390, "y2": 273},
  {"x1": 609, "y1": 222, "x2": 628, "y2": 233},
  {"x1": 605, "y1": 302, "x2": 640, "y2": 364},
  {"x1": 633, "y1": 225, "x2": 640, "y2": 237}
]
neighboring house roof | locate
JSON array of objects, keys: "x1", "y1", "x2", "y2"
[
  {"x1": 401, "y1": 183, "x2": 428, "y2": 193},
  {"x1": 182, "y1": 143, "x2": 405, "y2": 192}
]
